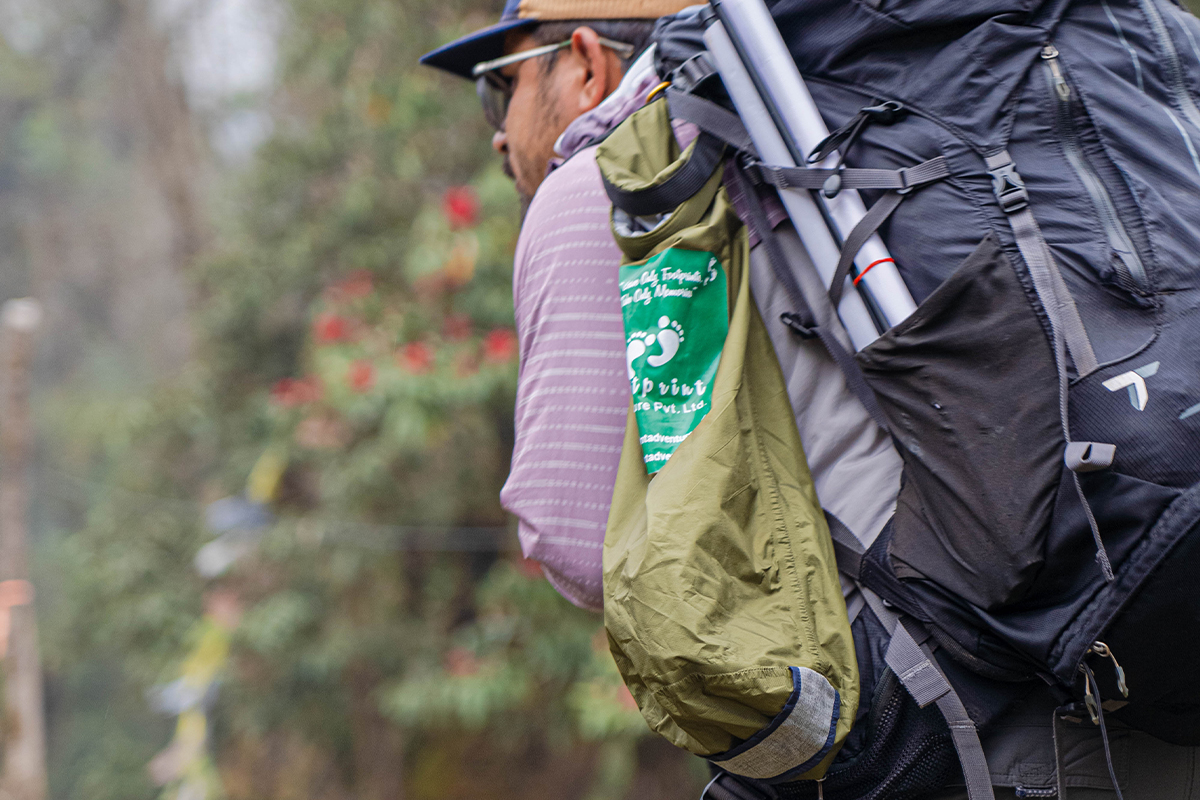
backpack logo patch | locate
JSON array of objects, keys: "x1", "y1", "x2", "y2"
[{"x1": 1102, "y1": 361, "x2": 1160, "y2": 411}]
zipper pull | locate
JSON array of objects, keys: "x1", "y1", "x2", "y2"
[
  {"x1": 1082, "y1": 669, "x2": 1101, "y2": 724},
  {"x1": 1091, "y1": 641, "x2": 1129, "y2": 698},
  {"x1": 1042, "y1": 44, "x2": 1071, "y2": 101}
]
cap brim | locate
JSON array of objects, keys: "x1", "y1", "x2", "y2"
[{"x1": 419, "y1": 18, "x2": 538, "y2": 80}]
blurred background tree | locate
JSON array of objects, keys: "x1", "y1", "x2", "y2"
[
  {"x1": 20, "y1": 0, "x2": 1200, "y2": 796},
  {"x1": 0, "y1": 0, "x2": 706, "y2": 797}
]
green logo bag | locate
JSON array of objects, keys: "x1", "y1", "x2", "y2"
[
  {"x1": 596, "y1": 96, "x2": 859, "y2": 784},
  {"x1": 620, "y1": 247, "x2": 727, "y2": 471}
]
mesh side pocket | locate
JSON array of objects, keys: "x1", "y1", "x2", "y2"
[
  {"x1": 717, "y1": 670, "x2": 959, "y2": 800},
  {"x1": 855, "y1": 234, "x2": 1063, "y2": 611}
]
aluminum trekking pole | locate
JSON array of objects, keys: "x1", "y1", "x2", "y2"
[{"x1": 706, "y1": 0, "x2": 918, "y2": 348}]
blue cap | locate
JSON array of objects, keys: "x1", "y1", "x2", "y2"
[
  {"x1": 419, "y1": 0, "x2": 537, "y2": 80},
  {"x1": 420, "y1": 0, "x2": 695, "y2": 80}
]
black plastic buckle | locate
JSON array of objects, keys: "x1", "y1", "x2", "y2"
[
  {"x1": 780, "y1": 312, "x2": 819, "y2": 339},
  {"x1": 862, "y1": 100, "x2": 906, "y2": 124},
  {"x1": 989, "y1": 162, "x2": 1029, "y2": 213},
  {"x1": 672, "y1": 53, "x2": 719, "y2": 95},
  {"x1": 737, "y1": 152, "x2": 766, "y2": 185}
]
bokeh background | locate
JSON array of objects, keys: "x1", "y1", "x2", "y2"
[
  {"x1": 17, "y1": 1, "x2": 1200, "y2": 797},
  {"x1": 0, "y1": 0, "x2": 707, "y2": 797}
]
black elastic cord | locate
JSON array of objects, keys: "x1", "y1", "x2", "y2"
[{"x1": 808, "y1": 101, "x2": 906, "y2": 166}]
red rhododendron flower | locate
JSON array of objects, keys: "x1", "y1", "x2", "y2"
[
  {"x1": 398, "y1": 342, "x2": 434, "y2": 374},
  {"x1": 483, "y1": 328, "x2": 518, "y2": 363},
  {"x1": 515, "y1": 556, "x2": 544, "y2": 580},
  {"x1": 347, "y1": 360, "x2": 375, "y2": 392},
  {"x1": 327, "y1": 269, "x2": 373, "y2": 301},
  {"x1": 442, "y1": 186, "x2": 479, "y2": 229},
  {"x1": 271, "y1": 376, "x2": 323, "y2": 407},
  {"x1": 442, "y1": 313, "x2": 472, "y2": 342},
  {"x1": 313, "y1": 312, "x2": 353, "y2": 343}
]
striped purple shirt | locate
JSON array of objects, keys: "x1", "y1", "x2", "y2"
[{"x1": 500, "y1": 147, "x2": 628, "y2": 610}]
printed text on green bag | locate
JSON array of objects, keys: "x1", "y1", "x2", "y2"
[{"x1": 619, "y1": 248, "x2": 727, "y2": 472}]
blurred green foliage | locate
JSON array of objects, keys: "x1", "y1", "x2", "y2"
[{"x1": 0, "y1": 0, "x2": 706, "y2": 796}]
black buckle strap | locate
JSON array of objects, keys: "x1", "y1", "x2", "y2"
[
  {"x1": 664, "y1": 88, "x2": 757, "y2": 156},
  {"x1": 989, "y1": 161, "x2": 1029, "y2": 213},
  {"x1": 672, "y1": 52, "x2": 720, "y2": 95}
]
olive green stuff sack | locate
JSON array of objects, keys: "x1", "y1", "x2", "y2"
[{"x1": 596, "y1": 98, "x2": 859, "y2": 783}]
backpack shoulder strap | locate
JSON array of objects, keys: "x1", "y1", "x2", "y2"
[{"x1": 862, "y1": 589, "x2": 997, "y2": 800}]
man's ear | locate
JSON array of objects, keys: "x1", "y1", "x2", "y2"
[{"x1": 568, "y1": 26, "x2": 623, "y2": 114}]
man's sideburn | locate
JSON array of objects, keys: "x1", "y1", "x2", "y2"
[{"x1": 503, "y1": 52, "x2": 570, "y2": 211}]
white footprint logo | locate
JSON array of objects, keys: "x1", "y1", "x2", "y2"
[
  {"x1": 646, "y1": 316, "x2": 684, "y2": 368},
  {"x1": 626, "y1": 335, "x2": 649, "y2": 380}
]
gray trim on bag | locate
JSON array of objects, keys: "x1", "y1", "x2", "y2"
[{"x1": 708, "y1": 666, "x2": 840, "y2": 781}]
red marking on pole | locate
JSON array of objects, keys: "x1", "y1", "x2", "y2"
[{"x1": 853, "y1": 258, "x2": 895, "y2": 285}]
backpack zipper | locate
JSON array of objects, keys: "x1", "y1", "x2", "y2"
[{"x1": 1041, "y1": 44, "x2": 1149, "y2": 290}]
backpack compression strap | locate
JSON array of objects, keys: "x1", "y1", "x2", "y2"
[
  {"x1": 660, "y1": 88, "x2": 950, "y2": 318},
  {"x1": 985, "y1": 150, "x2": 1118, "y2": 581}
]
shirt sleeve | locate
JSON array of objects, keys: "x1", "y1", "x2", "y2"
[{"x1": 500, "y1": 147, "x2": 630, "y2": 611}]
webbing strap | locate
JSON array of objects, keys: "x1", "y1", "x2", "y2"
[
  {"x1": 824, "y1": 511, "x2": 864, "y2": 580},
  {"x1": 665, "y1": 89, "x2": 758, "y2": 155},
  {"x1": 729, "y1": 163, "x2": 892, "y2": 433},
  {"x1": 936, "y1": 689, "x2": 998, "y2": 800},
  {"x1": 985, "y1": 150, "x2": 1115, "y2": 580},
  {"x1": 752, "y1": 157, "x2": 950, "y2": 192},
  {"x1": 863, "y1": 591, "x2": 996, "y2": 800},
  {"x1": 661, "y1": 88, "x2": 950, "y2": 197},
  {"x1": 984, "y1": 151, "x2": 1097, "y2": 376},
  {"x1": 827, "y1": 191, "x2": 906, "y2": 310},
  {"x1": 1052, "y1": 708, "x2": 1069, "y2": 800}
]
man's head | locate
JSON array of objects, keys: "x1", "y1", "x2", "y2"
[
  {"x1": 421, "y1": 1, "x2": 692, "y2": 200},
  {"x1": 483, "y1": 21, "x2": 653, "y2": 198}
]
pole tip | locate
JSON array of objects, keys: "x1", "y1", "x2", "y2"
[{"x1": 2, "y1": 298, "x2": 42, "y2": 332}]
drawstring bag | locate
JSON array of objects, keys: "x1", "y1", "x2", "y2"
[{"x1": 597, "y1": 97, "x2": 858, "y2": 783}]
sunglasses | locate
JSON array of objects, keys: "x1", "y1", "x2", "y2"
[{"x1": 473, "y1": 37, "x2": 637, "y2": 131}]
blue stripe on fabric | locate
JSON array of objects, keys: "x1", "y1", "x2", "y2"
[
  {"x1": 708, "y1": 666, "x2": 805, "y2": 763},
  {"x1": 1103, "y1": 0, "x2": 1145, "y2": 93},
  {"x1": 1163, "y1": 106, "x2": 1200, "y2": 177},
  {"x1": 765, "y1": 683, "x2": 842, "y2": 784},
  {"x1": 707, "y1": 667, "x2": 842, "y2": 782}
]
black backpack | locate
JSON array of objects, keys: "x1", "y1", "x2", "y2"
[{"x1": 619, "y1": 0, "x2": 1200, "y2": 796}]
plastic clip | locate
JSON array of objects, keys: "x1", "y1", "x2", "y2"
[{"x1": 989, "y1": 162, "x2": 1029, "y2": 213}]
